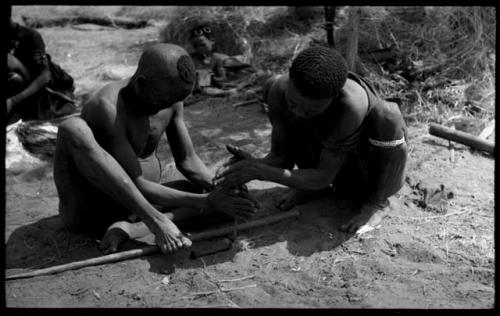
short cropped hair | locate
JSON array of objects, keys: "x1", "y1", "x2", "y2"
[{"x1": 289, "y1": 46, "x2": 348, "y2": 99}]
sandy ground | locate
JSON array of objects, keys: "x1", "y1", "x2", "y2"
[{"x1": 4, "y1": 24, "x2": 495, "y2": 308}]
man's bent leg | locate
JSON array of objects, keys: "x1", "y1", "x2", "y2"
[
  {"x1": 101, "y1": 179, "x2": 235, "y2": 253},
  {"x1": 54, "y1": 117, "x2": 153, "y2": 237},
  {"x1": 54, "y1": 120, "x2": 132, "y2": 238},
  {"x1": 339, "y1": 143, "x2": 408, "y2": 233}
]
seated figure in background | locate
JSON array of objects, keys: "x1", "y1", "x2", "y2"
[
  {"x1": 187, "y1": 19, "x2": 270, "y2": 97},
  {"x1": 7, "y1": 6, "x2": 76, "y2": 125}
]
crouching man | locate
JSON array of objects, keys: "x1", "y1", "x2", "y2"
[
  {"x1": 214, "y1": 46, "x2": 408, "y2": 234},
  {"x1": 54, "y1": 43, "x2": 258, "y2": 254}
]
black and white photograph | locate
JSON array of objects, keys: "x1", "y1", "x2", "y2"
[{"x1": 4, "y1": 5, "x2": 495, "y2": 308}]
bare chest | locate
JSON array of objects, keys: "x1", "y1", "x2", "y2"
[{"x1": 127, "y1": 109, "x2": 173, "y2": 158}]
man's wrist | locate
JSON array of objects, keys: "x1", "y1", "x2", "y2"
[{"x1": 253, "y1": 161, "x2": 266, "y2": 181}]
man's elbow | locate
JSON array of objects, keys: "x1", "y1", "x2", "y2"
[
  {"x1": 133, "y1": 175, "x2": 153, "y2": 196},
  {"x1": 175, "y1": 156, "x2": 197, "y2": 175}
]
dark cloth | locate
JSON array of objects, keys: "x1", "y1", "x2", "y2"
[
  {"x1": 267, "y1": 72, "x2": 408, "y2": 206},
  {"x1": 9, "y1": 23, "x2": 76, "y2": 121}
]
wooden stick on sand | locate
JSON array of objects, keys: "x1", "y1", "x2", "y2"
[
  {"x1": 232, "y1": 98, "x2": 260, "y2": 108},
  {"x1": 429, "y1": 123, "x2": 495, "y2": 154},
  {"x1": 5, "y1": 210, "x2": 300, "y2": 281}
]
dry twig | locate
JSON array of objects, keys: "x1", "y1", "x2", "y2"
[
  {"x1": 218, "y1": 275, "x2": 255, "y2": 283},
  {"x1": 391, "y1": 208, "x2": 471, "y2": 221},
  {"x1": 190, "y1": 284, "x2": 257, "y2": 297}
]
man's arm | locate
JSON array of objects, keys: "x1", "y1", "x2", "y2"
[
  {"x1": 216, "y1": 147, "x2": 348, "y2": 191},
  {"x1": 8, "y1": 67, "x2": 51, "y2": 110},
  {"x1": 94, "y1": 102, "x2": 208, "y2": 210},
  {"x1": 215, "y1": 103, "x2": 364, "y2": 190},
  {"x1": 166, "y1": 102, "x2": 214, "y2": 191},
  {"x1": 224, "y1": 74, "x2": 295, "y2": 169},
  {"x1": 8, "y1": 28, "x2": 51, "y2": 109},
  {"x1": 364, "y1": 101, "x2": 408, "y2": 204}
]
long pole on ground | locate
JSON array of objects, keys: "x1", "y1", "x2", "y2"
[
  {"x1": 429, "y1": 123, "x2": 495, "y2": 154},
  {"x1": 5, "y1": 210, "x2": 301, "y2": 281}
]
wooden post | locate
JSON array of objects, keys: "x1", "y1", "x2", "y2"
[
  {"x1": 429, "y1": 123, "x2": 495, "y2": 154},
  {"x1": 5, "y1": 210, "x2": 301, "y2": 280},
  {"x1": 345, "y1": 7, "x2": 360, "y2": 72},
  {"x1": 324, "y1": 6, "x2": 336, "y2": 48}
]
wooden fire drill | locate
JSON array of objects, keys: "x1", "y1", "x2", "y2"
[{"x1": 5, "y1": 210, "x2": 300, "y2": 281}]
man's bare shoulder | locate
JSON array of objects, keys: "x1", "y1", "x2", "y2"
[
  {"x1": 370, "y1": 100, "x2": 404, "y2": 125},
  {"x1": 81, "y1": 81, "x2": 125, "y2": 130},
  {"x1": 337, "y1": 78, "x2": 369, "y2": 118},
  {"x1": 82, "y1": 80, "x2": 128, "y2": 115}
]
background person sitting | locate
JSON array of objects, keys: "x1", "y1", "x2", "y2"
[{"x1": 7, "y1": 7, "x2": 76, "y2": 125}]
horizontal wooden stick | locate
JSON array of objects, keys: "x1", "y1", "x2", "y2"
[
  {"x1": 232, "y1": 98, "x2": 260, "y2": 108},
  {"x1": 5, "y1": 210, "x2": 300, "y2": 281},
  {"x1": 429, "y1": 123, "x2": 495, "y2": 154}
]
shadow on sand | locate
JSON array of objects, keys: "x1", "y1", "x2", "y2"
[{"x1": 5, "y1": 186, "x2": 363, "y2": 279}]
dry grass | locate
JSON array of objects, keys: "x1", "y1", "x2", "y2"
[
  {"x1": 355, "y1": 6, "x2": 496, "y2": 125},
  {"x1": 13, "y1": 5, "x2": 495, "y2": 125}
]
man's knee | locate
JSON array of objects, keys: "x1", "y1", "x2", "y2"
[
  {"x1": 57, "y1": 117, "x2": 98, "y2": 153},
  {"x1": 8, "y1": 72, "x2": 25, "y2": 85}
]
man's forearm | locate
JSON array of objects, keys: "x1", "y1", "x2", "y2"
[
  {"x1": 10, "y1": 69, "x2": 50, "y2": 106},
  {"x1": 177, "y1": 156, "x2": 215, "y2": 191},
  {"x1": 137, "y1": 177, "x2": 208, "y2": 209},
  {"x1": 255, "y1": 151, "x2": 293, "y2": 169}
]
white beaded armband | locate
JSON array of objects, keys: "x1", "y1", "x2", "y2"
[{"x1": 368, "y1": 136, "x2": 405, "y2": 148}]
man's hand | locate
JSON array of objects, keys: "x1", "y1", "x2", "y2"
[
  {"x1": 275, "y1": 188, "x2": 323, "y2": 212},
  {"x1": 206, "y1": 186, "x2": 259, "y2": 221},
  {"x1": 275, "y1": 188, "x2": 302, "y2": 212},
  {"x1": 213, "y1": 159, "x2": 261, "y2": 188},
  {"x1": 219, "y1": 144, "x2": 255, "y2": 169},
  {"x1": 226, "y1": 144, "x2": 254, "y2": 161},
  {"x1": 150, "y1": 214, "x2": 192, "y2": 253}
]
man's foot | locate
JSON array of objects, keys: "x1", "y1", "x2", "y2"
[
  {"x1": 99, "y1": 221, "x2": 131, "y2": 254},
  {"x1": 339, "y1": 204, "x2": 389, "y2": 234},
  {"x1": 276, "y1": 188, "x2": 326, "y2": 211}
]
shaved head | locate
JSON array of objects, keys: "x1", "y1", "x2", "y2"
[{"x1": 135, "y1": 43, "x2": 195, "y2": 105}]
